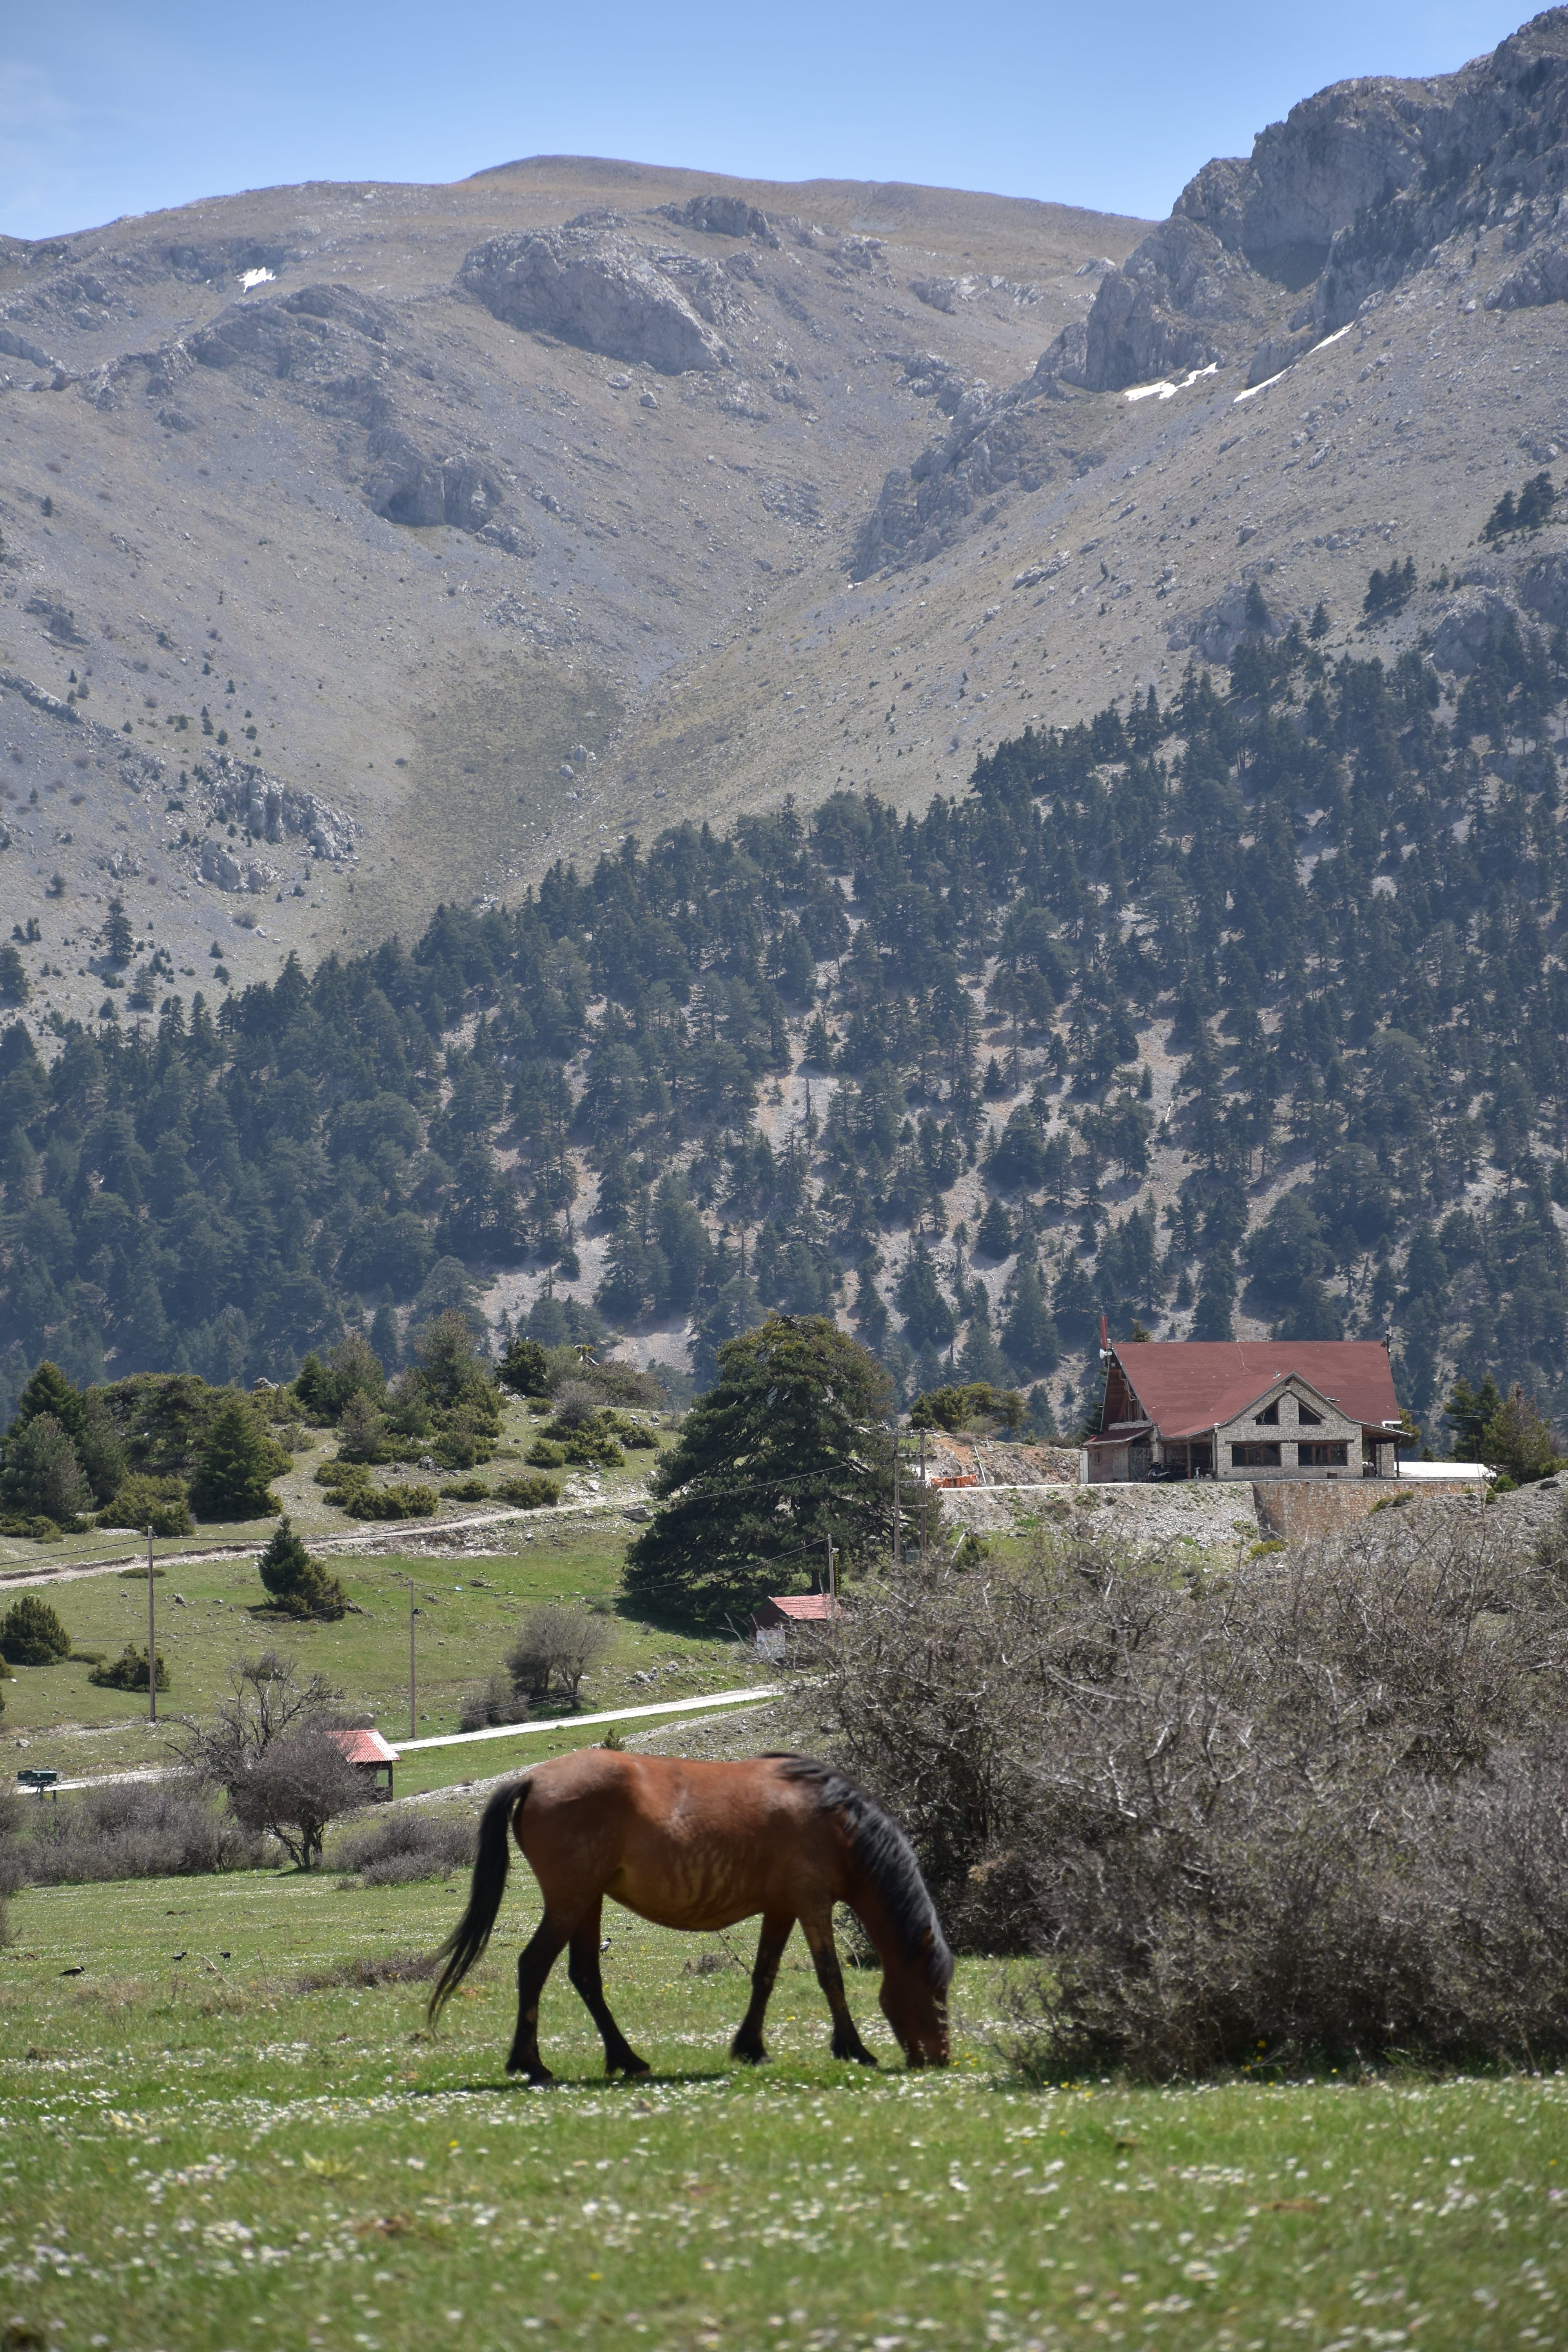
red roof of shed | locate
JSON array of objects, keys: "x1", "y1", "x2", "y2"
[
  {"x1": 1110, "y1": 1341, "x2": 1399, "y2": 1439},
  {"x1": 328, "y1": 1727, "x2": 400, "y2": 1766},
  {"x1": 762, "y1": 1594, "x2": 839, "y2": 1621}
]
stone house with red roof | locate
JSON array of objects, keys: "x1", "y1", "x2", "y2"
[{"x1": 1087, "y1": 1332, "x2": 1404, "y2": 1485}]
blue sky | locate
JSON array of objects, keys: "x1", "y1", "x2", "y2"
[{"x1": 1, "y1": 1, "x2": 1533, "y2": 241}]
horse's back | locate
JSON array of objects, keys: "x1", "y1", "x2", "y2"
[{"x1": 512, "y1": 1750, "x2": 840, "y2": 1931}]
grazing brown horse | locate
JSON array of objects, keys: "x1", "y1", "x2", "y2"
[{"x1": 428, "y1": 1749, "x2": 952, "y2": 2080}]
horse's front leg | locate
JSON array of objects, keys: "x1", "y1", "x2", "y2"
[
  {"x1": 800, "y1": 1907, "x2": 877, "y2": 2066},
  {"x1": 567, "y1": 1902, "x2": 650, "y2": 2078},
  {"x1": 730, "y1": 1910, "x2": 793, "y2": 2064},
  {"x1": 507, "y1": 1912, "x2": 572, "y2": 2083}
]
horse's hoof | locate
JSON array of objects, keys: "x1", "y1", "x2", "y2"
[
  {"x1": 612, "y1": 2056, "x2": 652, "y2": 2079},
  {"x1": 730, "y1": 2041, "x2": 767, "y2": 2066}
]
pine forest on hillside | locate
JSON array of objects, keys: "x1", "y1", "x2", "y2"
[{"x1": 3, "y1": 590, "x2": 1568, "y2": 1442}]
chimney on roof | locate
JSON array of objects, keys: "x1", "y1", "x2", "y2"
[{"x1": 1099, "y1": 1313, "x2": 1109, "y2": 1358}]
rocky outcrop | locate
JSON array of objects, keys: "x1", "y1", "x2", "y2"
[
  {"x1": 1487, "y1": 234, "x2": 1568, "y2": 310},
  {"x1": 654, "y1": 194, "x2": 777, "y2": 245},
  {"x1": 457, "y1": 223, "x2": 730, "y2": 373},
  {"x1": 1034, "y1": 214, "x2": 1271, "y2": 395},
  {"x1": 1430, "y1": 589, "x2": 1519, "y2": 674},
  {"x1": 1521, "y1": 548, "x2": 1568, "y2": 627},
  {"x1": 1312, "y1": 12, "x2": 1568, "y2": 326},
  {"x1": 363, "y1": 428, "x2": 505, "y2": 532},
  {"x1": 1031, "y1": 10, "x2": 1568, "y2": 397},
  {"x1": 0, "y1": 324, "x2": 56, "y2": 369},
  {"x1": 194, "y1": 756, "x2": 358, "y2": 864},
  {"x1": 1174, "y1": 76, "x2": 1452, "y2": 276},
  {"x1": 198, "y1": 842, "x2": 279, "y2": 895},
  {"x1": 1165, "y1": 580, "x2": 1295, "y2": 664},
  {"x1": 192, "y1": 283, "x2": 394, "y2": 374},
  {"x1": 24, "y1": 595, "x2": 87, "y2": 646},
  {"x1": 851, "y1": 381, "x2": 1105, "y2": 577}
]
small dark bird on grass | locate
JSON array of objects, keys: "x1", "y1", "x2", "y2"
[{"x1": 60, "y1": 1966, "x2": 85, "y2": 1977}]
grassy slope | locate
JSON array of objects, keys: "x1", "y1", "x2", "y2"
[
  {"x1": 2, "y1": 1479, "x2": 765, "y2": 1796},
  {"x1": 2, "y1": 1868, "x2": 1563, "y2": 2351}
]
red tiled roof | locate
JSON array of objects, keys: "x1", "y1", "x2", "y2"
[
  {"x1": 764, "y1": 1593, "x2": 839, "y2": 1621},
  {"x1": 328, "y1": 1727, "x2": 400, "y2": 1766},
  {"x1": 1111, "y1": 1341, "x2": 1399, "y2": 1439}
]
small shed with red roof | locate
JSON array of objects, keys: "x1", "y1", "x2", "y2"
[
  {"x1": 327, "y1": 1726, "x2": 400, "y2": 1799},
  {"x1": 751, "y1": 1593, "x2": 840, "y2": 1655},
  {"x1": 1088, "y1": 1334, "x2": 1403, "y2": 1485}
]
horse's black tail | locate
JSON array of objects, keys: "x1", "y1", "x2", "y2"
[{"x1": 428, "y1": 1779, "x2": 526, "y2": 2023}]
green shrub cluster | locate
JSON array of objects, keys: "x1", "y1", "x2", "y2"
[
  {"x1": 88, "y1": 1644, "x2": 168, "y2": 1691},
  {"x1": 100, "y1": 1473, "x2": 193, "y2": 1537},
  {"x1": 0, "y1": 1593, "x2": 72, "y2": 1665},
  {"x1": 494, "y1": 1473, "x2": 560, "y2": 1510},
  {"x1": 340, "y1": 1479, "x2": 439, "y2": 1522},
  {"x1": 257, "y1": 1517, "x2": 348, "y2": 1619}
]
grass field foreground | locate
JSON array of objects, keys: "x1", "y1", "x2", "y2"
[{"x1": 2, "y1": 1867, "x2": 1564, "y2": 2352}]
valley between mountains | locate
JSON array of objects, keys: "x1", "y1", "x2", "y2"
[{"x1": 3, "y1": 11, "x2": 1568, "y2": 1436}]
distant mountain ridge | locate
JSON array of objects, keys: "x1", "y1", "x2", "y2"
[{"x1": 4, "y1": 20, "x2": 1568, "y2": 1441}]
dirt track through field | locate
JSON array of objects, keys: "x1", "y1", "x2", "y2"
[{"x1": 0, "y1": 1497, "x2": 641, "y2": 1592}]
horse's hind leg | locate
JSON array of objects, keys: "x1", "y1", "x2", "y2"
[
  {"x1": 730, "y1": 1911, "x2": 793, "y2": 2064},
  {"x1": 568, "y1": 1905, "x2": 650, "y2": 2079},
  {"x1": 507, "y1": 1913, "x2": 572, "y2": 2083},
  {"x1": 800, "y1": 1907, "x2": 877, "y2": 2066}
]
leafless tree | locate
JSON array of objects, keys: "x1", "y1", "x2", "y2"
[
  {"x1": 177, "y1": 1650, "x2": 343, "y2": 1788},
  {"x1": 225, "y1": 1719, "x2": 370, "y2": 1871},
  {"x1": 506, "y1": 1604, "x2": 613, "y2": 1707}
]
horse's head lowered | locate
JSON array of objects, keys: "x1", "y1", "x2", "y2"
[{"x1": 878, "y1": 1926, "x2": 953, "y2": 2068}]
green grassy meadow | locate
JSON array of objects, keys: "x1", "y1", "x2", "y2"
[
  {"x1": 4, "y1": 1460, "x2": 1564, "y2": 2350},
  {"x1": 2, "y1": 1867, "x2": 1564, "y2": 2352}
]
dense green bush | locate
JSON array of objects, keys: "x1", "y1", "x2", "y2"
[
  {"x1": 494, "y1": 1473, "x2": 560, "y2": 1510},
  {"x1": 0, "y1": 1413, "x2": 91, "y2": 1528},
  {"x1": 103, "y1": 1473, "x2": 193, "y2": 1537},
  {"x1": 189, "y1": 1392, "x2": 286, "y2": 1521},
  {"x1": 88, "y1": 1645, "x2": 168, "y2": 1691},
  {"x1": 339, "y1": 1480, "x2": 438, "y2": 1521},
  {"x1": 0, "y1": 1593, "x2": 73, "y2": 1665},
  {"x1": 257, "y1": 1517, "x2": 347, "y2": 1620}
]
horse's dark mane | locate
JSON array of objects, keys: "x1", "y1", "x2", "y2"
[{"x1": 769, "y1": 1754, "x2": 953, "y2": 1988}]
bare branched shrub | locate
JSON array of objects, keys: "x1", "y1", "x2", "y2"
[
  {"x1": 459, "y1": 1672, "x2": 530, "y2": 1732},
  {"x1": 813, "y1": 1503, "x2": 1568, "y2": 2074},
  {"x1": 549, "y1": 1381, "x2": 601, "y2": 1432},
  {"x1": 177, "y1": 1649, "x2": 341, "y2": 1785},
  {"x1": 225, "y1": 1720, "x2": 370, "y2": 1871},
  {"x1": 506, "y1": 1603, "x2": 613, "y2": 1707},
  {"x1": 178, "y1": 1649, "x2": 367, "y2": 1870},
  {"x1": 332, "y1": 1804, "x2": 477, "y2": 1886},
  {"x1": 0, "y1": 1778, "x2": 264, "y2": 1886}
]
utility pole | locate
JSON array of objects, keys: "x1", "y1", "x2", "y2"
[
  {"x1": 892, "y1": 1429, "x2": 902, "y2": 1570},
  {"x1": 408, "y1": 1575, "x2": 417, "y2": 1740},
  {"x1": 147, "y1": 1526, "x2": 157, "y2": 1725},
  {"x1": 826, "y1": 1533, "x2": 836, "y2": 1614},
  {"x1": 918, "y1": 1431, "x2": 928, "y2": 1565}
]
